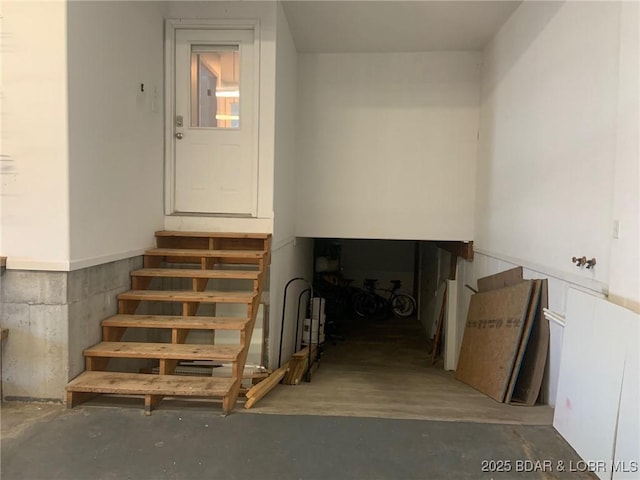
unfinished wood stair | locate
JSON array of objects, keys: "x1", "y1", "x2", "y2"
[{"x1": 66, "y1": 231, "x2": 271, "y2": 415}]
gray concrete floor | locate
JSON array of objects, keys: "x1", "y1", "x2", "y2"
[
  {"x1": 1, "y1": 316, "x2": 592, "y2": 479},
  {"x1": 2, "y1": 402, "x2": 593, "y2": 480}
]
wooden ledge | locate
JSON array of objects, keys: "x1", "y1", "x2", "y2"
[{"x1": 436, "y1": 241, "x2": 474, "y2": 261}]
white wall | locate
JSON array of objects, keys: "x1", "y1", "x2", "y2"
[
  {"x1": 295, "y1": 51, "x2": 481, "y2": 241},
  {"x1": 67, "y1": 1, "x2": 166, "y2": 269},
  {"x1": 0, "y1": 1, "x2": 70, "y2": 270},
  {"x1": 608, "y1": 1, "x2": 640, "y2": 312},
  {"x1": 268, "y1": 238, "x2": 313, "y2": 368},
  {"x1": 474, "y1": 0, "x2": 640, "y2": 309},
  {"x1": 273, "y1": 1, "x2": 297, "y2": 247},
  {"x1": 163, "y1": 1, "x2": 277, "y2": 235},
  {"x1": 457, "y1": 0, "x2": 640, "y2": 405},
  {"x1": 475, "y1": 1, "x2": 634, "y2": 294},
  {"x1": 268, "y1": 3, "x2": 314, "y2": 368}
]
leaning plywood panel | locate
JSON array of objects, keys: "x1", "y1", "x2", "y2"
[
  {"x1": 504, "y1": 280, "x2": 542, "y2": 403},
  {"x1": 510, "y1": 279, "x2": 550, "y2": 405},
  {"x1": 444, "y1": 280, "x2": 458, "y2": 371},
  {"x1": 553, "y1": 289, "x2": 635, "y2": 480},
  {"x1": 455, "y1": 281, "x2": 533, "y2": 402},
  {"x1": 613, "y1": 316, "x2": 639, "y2": 480},
  {"x1": 477, "y1": 267, "x2": 523, "y2": 292}
]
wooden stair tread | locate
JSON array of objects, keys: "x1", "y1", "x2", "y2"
[
  {"x1": 118, "y1": 290, "x2": 255, "y2": 303},
  {"x1": 156, "y1": 231, "x2": 270, "y2": 240},
  {"x1": 84, "y1": 342, "x2": 242, "y2": 361},
  {"x1": 67, "y1": 371, "x2": 234, "y2": 396},
  {"x1": 146, "y1": 248, "x2": 265, "y2": 258},
  {"x1": 131, "y1": 268, "x2": 260, "y2": 279},
  {"x1": 103, "y1": 314, "x2": 250, "y2": 330}
]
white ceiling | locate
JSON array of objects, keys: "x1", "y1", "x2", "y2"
[{"x1": 282, "y1": 1, "x2": 522, "y2": 53}]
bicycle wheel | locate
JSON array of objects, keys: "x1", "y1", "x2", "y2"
[
  {"x1": 391, "y1": 293, "x2": 416, "y2": 318},
  {"x1": 353, "y1": 291, "x2": 375, "y2": 317}
]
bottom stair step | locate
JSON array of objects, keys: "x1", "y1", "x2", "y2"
[{"x1": 67, "y1": 371, "x2": 235, "y2": 397}]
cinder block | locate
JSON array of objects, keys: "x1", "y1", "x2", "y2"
[
  {"x1": 87, "y1": 264, "x2": 106, "y2": 296},
  {"x1": 113, "y1": 259, "x2": 133, "y2": 288},
  {"x1": 129, "y1": 255, "x2": 144, "y2": 272},
  {"x1": 88, "y1": 292, "x2": 108, "y2": 322},
  {"x1": 68, "y1": 301, "x2": 91, "y2": 380},
  {"x1": 1, "y1": 271, "x2": 67, "y2": 305},
  {"x1": 102, "y1": 261, "x2": 130, "y2": 292},
  {"x1": 0, "y1": 303, "x2": 30, "y2": 329},
  {"x1": 67, "y1": 269, "x2": 89, "y2": 303},
  {"x1": 2, "y1": 305, "x2": 69, "y2": 400},
  {"x1": 105, "y1": 286, "x2": 129, "y2": 317},
  {"x1": 40, "y1": 273, "x2": 68, "y2": 305},
  {"x1": 29, "y1": 304, "x2": 67, "y2": 344}
]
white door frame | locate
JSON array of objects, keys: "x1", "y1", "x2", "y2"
[{"x1": 164, "y1": 19, "x2": 261, "y2": 216}]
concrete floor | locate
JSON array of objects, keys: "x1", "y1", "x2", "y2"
[
  {"x1": 1, "y1": 402, "x2": 592, "y2": 480},
  {"x1": 253, "y1": 315, "x2": 553, "y2": 424},
  {"x1": 1, "y1": 316, "x2": 591, "y2": 479}
]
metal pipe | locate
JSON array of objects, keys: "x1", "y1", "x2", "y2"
[
  {"x1": 543, "y1": 308, "x2": 566, "y2": 328},
  {"x1": 278, "y1": 277, "x2": 313, "y2": 368},
  {"x1": 295, "y1": 288, "x2": 311, "y2": 353}
]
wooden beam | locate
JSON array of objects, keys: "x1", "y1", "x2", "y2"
[
  {"x1": 436, "y1": 241, "x2": 474, "y2": 261},
  {"x1": 144, "y1": 394, "x2": 164, "y2": 416},
  {"x1": 449, "y1": 254, "x2": 458, "y2": 281},
  {"x1": 244, "y1": 362, "x2": 289, "y2": 409},
  {"x1": 66, "y1": 391, "x2": 98, "y2": 409},
  {"x1": 431, "y1": 286, "x2": 448, "y2": 364}
]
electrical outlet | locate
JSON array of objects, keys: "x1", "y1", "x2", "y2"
[{"x1": 613, "y1": 220, "x2": 620, "y2": 239}]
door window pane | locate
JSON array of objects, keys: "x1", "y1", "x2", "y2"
[{"x1": 190, "y1": 46, "x2": 240, "y2": 128}]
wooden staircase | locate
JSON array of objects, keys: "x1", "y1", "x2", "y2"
[{"x1": 66, "y1": 231, "x2": 271, "y2": 415}]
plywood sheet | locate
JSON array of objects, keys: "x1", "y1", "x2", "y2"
[
  {"x1": 504, "y1": 280, "x2": 541, "y2": 403},
  {"x1": 431, "y1": 282, "x2": 446, "y2": 339},
  {"x1": 553, "y1": 289, "x2": 634, "y2": 480},
  {"x1": 444, "y1": 280, "x2": 458, "y2": 371},
  {"x1": 510, "y1": 279, "x2": 549, "y2": 405},
  {"x1": 455, "y1": 281, "x2": 533, "y2": 402},
  {"x1": 477, "y1": 267, "x2": 523, "y2": 292}
]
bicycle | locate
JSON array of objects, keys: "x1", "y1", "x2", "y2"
[{"x1": 352, "y1": 279, "x2": 416, "y2": 320}]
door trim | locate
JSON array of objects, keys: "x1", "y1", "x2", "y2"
[{"x1": 164, "y1": 19, "x2": 261, "y2": 217}]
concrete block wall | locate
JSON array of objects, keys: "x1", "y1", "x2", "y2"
[
  {"x1": 0, "y1": 256, "x2": 143, "y2": 402},
  {"x1": 67, "y1": 256, "x2": 150, "y2": 377},
  {"x1": 0, "y1": 272, "x2": 69, "y2": 401},
  {"x1": 0, "y1": 255, "x2": 270, "y2": 401}
]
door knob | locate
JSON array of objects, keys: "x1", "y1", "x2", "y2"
[{"x1": 175, "y1": 132, "x2": 183, "y2": 140}]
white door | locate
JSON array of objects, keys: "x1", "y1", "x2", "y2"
[{"x1": 174, "y1": 28, "x2": 257, "y2": 215}]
